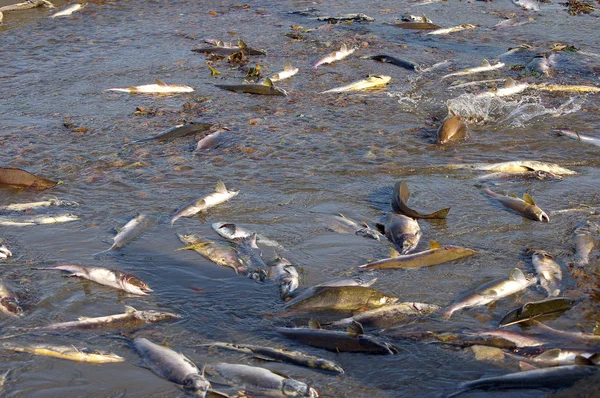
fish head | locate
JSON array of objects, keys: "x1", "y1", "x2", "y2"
[
  {"x1": 183, "y1": 374, "x2": 210, "y2": 396},
  {"x1": 247, "y1": 268, "x2": 268, "y2": 282},
  {"x1": 282, "y1": 379, "x2": 318, "y2": 397},
  {"x1": 534, "y1": 170, "x2": 561, "y2": 181},
  {"x1": 400, "y1": 233, "x2": 420, "y2": 254},
  {"x1": 138, "y1": 310, "x2": 181, "y2": 322},
  {"x1": 279, "y1": 271, "x2": 300, "y2": 299},
  {"x1": 0, "y1": 297, "x2": 23, "y2": 317},
  {"x1": 122, "y1": 274, "x2": 152, "y2": 292},
  {"x1": 528, "y1": 207, "x2": 550, "y2": 223}
]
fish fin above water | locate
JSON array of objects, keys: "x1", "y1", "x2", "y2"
[
  {"x1": 509, "y1": 268, "x2": 526, "y2": 282},
  {"x1": 523, "y1": 193, "x2": 536, "y2": 205},
  {"x1": 308, "y1": 319, "x2": 321, "y2": 330},
  {"x1": 480, "y1": 59, "x2": 491, "y2": 67},
  {"x1": 263, "y1": 78, "x2": 274, "y2": 87},
  {"x1": 125, "y1": 305, "x2": 137, "y2": 314},
  {"x1": 390, "y1": 247, "x2": 401, "y2": 258},
  {"x1": 238, "y1": 39, "x2": 247, "y2": 49},
  {"x1": 159, "y1": 338, "x2": 169, "y2": 348},
  {"x1": 284, "y1": 62, "x2": 294, "y2": 71},
  {"x1": 574, "y1": 355, "x2": 596, "y2": 366},
  {"x1": 535, "y1": 348, "x2": 562, "y2": 360},
  {"x1": 215, "y1": 180, "x2": 227, "y2": 193},
  {"x1": 519, "y1": 361, "x2": 538, "y2": 371},
  {"x1": 399, "y1": 181, "x2": 410, "y2": 205},
  {"x1": 340, "y1": 43, "x2": 348, "y2": 52},
  {"x1": 424, "y1": 207, "x2": 451, "y2": 219},
  {"x1": 348, "y1": 321, "x2": 364, "y2": 336},
  {"x1": 505, "y1": 77, "x2": 516, "y2": 88},
  {"x1": 155, "y1": 79, "x2": 168, "y2": 86},
  {"x1": 429, "y1": 240, "x2": 441, "y2": 250},
  {"x1": 216, "y1": 40, "x2": 225, "y2": 47}
]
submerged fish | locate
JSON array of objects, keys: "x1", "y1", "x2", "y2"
[
  {"x1": 475, "y1": 77, "x2": 530, "y2": 98},
  {"x1": 329, "y1": 302, "x2": 441, "y2": 329},
  {"x1": 106, "y1": 79, "x2": 194, "y2": 94},
  {"x1": 441, "y1": 60, "x2": 505, "y2": 80},
  {"x1": 392, "y1": 181, "x2": 451, "y2": 219},
  {"x1": 321, "y1": 213, "x2": 383, "y2": 241},
  {"x1": 50, "y1": 3, "x2": 82, "y2": 18},
  {"x1": 269, "y1": 62, "x2": 299, "y2": 82},
  {"x1": 358, "y1": 241, "x2": 476, "y2": 270},
  {"x1": 97, "y1": 213, "x2": 156, "y2": 253},
  {"x1": 177, "y1": 233, "x2": 246, "y2": 275},
  {"x1": 0, "y1": 197, "x2": 79, "y2": 212},
  {"x1": 475, "y1": 170, "x2": 562, "y2": 181},
  {"x1": 269, "y1": 256, "x2": 300, "y2": 300},
  {"x1": 437, "y1": 114, "x2": 467, "y2": 144},
  {"x1": 427, "y1": 24, "x2": 476, "y2": 35},
  {"x1": 195, "y1": 129, "x2": 227, "y2": 151},
  {"x1": 377, "y1": 213, "x2": 421, "y2": 254},
  {"x1": 457, "y1": 160, "x2": 576, "y2": 175},
  {"x1": 131, "y1": 122, "x2": 212, "y2": 144},
  {"x1": 211, "y1": 221, "x2": 284, "y2": 248},
  {"x1": 0, "y1": 213, "x2": 79, "y2": 226},
  {"x1": 206, "y1": 342, "x2": 344, "y2": 374},
  {"x1": 35, "y1": 264, "x2": 152, "y2": 295},
  {"x1": 2, "y1": 342, "x2": 124, "y2": 363},
  {"x1": 443, "y1": 268, "x2": 537, "y2": 319},
  {"x1": 320, "y1": 75, "x2": 391, "y2": 94},
  {"x1": 0, "y1": 240, "x2": 12, "y2": 260},
  {"x1": 572, "y1": 220, "x2": 598, "y2": 268},
  {"x1": 512, "y1": 0, "x2": 541, "y2": 11},
  {"x1": 499, "y1": 297, "x2": 577, "y2": 327},
  {"x1": 530, "y1": 250, "x2": 562, "y2": 297},
  {"x1": 366, "y1": 55, "x2": 420, "y2": 71},
  {"x1": 531, "y1": 83, "x2": 600, "y2": 93},
  {"x1": 171, "y1": 180, "x2": 239, "y2": 225},
  {"x1": 313, "y1": 13, "x2": 374, "y2": 22},
  {"x1": 134, "y1": 337, "x2": 211, "y2": 397},
  {"x1": 313, "y1": 43, "x2": 356, "y2": 69},
  {"x1": 483, "y1": 188, "x2": 549, "y2": 222},
  {"x1": 526, "y1": 54, "x2": 552, "y2": 76},
  {"x1": 554, "y1": 129, "x2": 600, "y2": 148},
  {"x1": 215, "y1": 77, "x2": 288, "y2": 96},
  {"x1": 391, "y1": 22, "x2": 441, "y2": 30},
  {"x1": 0, "y1": 280, "x2": 22, "y2": 317}
]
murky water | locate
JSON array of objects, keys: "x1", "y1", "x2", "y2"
[{"x1": 1, "y1": 0, "x2": 599, "y2": 397}]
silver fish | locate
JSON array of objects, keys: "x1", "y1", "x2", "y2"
[
  {"x1": 211, "y1": 221, "x2": 284, "y2": 248},
  {"x1": 475, "y1": 77, "x2": 529, "y2": 98},
  {"x1": 512, "y1": 0, "x2": 541, "y2": 11},
  {"x1": 0, "y1": 197, "x2": 79, "y2": 211},
  {"x1": 483, "y1": 188, "x2": 550, "y2": 222},
  {"x1": 530, "y1": 250, "x2": 562, "y2": 296},
  {"x1": 526, "y1": 54, "x2": 552, "y2": 76},
  {"x1": 329, "y1": 301, "x2": 441, "y2": 329},
  {"x1": 572, "y1": 221, "x2": 598, "y2": 268},
  {"x1": 313, "y1": 43, "x2": 356, "y2": 69},
  {"x1": 0, "y1": 239, "x2": 12, "y2": 259},
  {"x1": 321, "y1": 213, "x2": 383, "y2": 241},
  {"x1": 511, "y1": 348, "x2": 600, "y2": 367},
  {"x1": 450, "y1": 160, "x2": 576, "y2": 175},
  {"x1": 50, "y1": 3, "x2": 82, "y2": 18},
  {"x1": 441, "y1": 59, "x2": 505, "y2": 80},
  {"x1": 232, "y1": 233, "x2": 269, "y2": 280},
  {"x1": 554, "y1": 129, "x2": 600, "y2": 148},
  {"x1": 377, "y1": 213, "x2": 421, "y2": 254},
  {"x1": 269, "y1": 62, "x2": 299, "y2": 82},
  {"x1": 134, "y1": 337, "x2": 210, "y2": 397},
  {"x1": 427, "y1": 24, "x2": 476, "y2": 35},
  {"x1": 268, "y1": 256, "x2": 300, "y2": 300},
  {"x1": 107, "y1": 79, "x2": 194, "y2": 94},
  {"x1": 96, "y1": 213, "x2": 155, "y2": 254},
  {"x1": 35, "y1": 264, "x2": 152, "y2": 295},
  {"x1": 0, "y1": 213, "x2": 79, "y2": 226},
  {"x1": 171, "y1": 180, "x2": 239, "y2": 225},
  {"x1": 195, "y1": 129, "x2": 226, "y2": 151}
]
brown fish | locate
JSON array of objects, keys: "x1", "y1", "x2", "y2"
[
  {"x1": 437, "y1": 114, "x2": 467, "y2": 144},
  {"x1": 483, "y1": 188, "x2": 549, "y2": 222},
  {"x1": 392, "y1": 181, "x2": 451, "y2": 219}
]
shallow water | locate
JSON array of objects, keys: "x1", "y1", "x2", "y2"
[{"x1": 1, "y1": 0, "x2": 599, "y2": 397}]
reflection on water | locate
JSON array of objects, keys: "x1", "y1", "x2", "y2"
[{"x1": 1, "y1": 0, "x2": 599, "y2": 396}]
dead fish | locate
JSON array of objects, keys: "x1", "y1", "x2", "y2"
[
  {"x1": 96, "y1": 213, "x2": 156, "y2": 254},
  {"x1": 106, "y1": 79, "x2": 194, "y2": 94},
  {"x1": 554, "y1": 129, "x2": 600, "y2": 148},
  {"x1": 441, "y1": 60, "x2": 505, "y2": 80},
  {"x1": 391, "y1": 22, "x2": 442, "y2": 30},
  {"x1": 195, "y1": 128, "x2": 227, "y2": 151},
  {"x1": 25, "y1": 306, "x2": 180, "y2": 332},
  {"x1": 2, "y1": 342, "x2": 124, "y2": 363},
  {"x1": 232, "y1": 233, "x2": 268, "y2": 280},
  {"x1": 285, "y1": 277, "x2": 378, "y2": 303},
  {"x1": 191, "y1": 39, "x2": 266, "y2": 56},
  {"x1": 177, "y1": 233, "x2": 246, "y2": 275},
  {"x1": 511, "y1": 348, "x2": 600, "y2": 367},
  {"x1": 530, "y1": 250, "x2": 562, "y2": 297},
  {"x1": 211, "y1": 221, "x2": 284, "y2": 248},
  {"x1": 419, "y1": 60, "x2": 452, "y2": 73},
  {"x1": 0, "y1": 280, "x2": 22, "y2": 317},
  {"x1": 269, "y1": 62, "x2": 299, "y2": 82},
  {"x1": 205, "y1": 342, "x2": 344, "y2": 374},
  {"x1": 572, "y1": 220, "x2": 598, "y2": 268},
  {"x1": 474, "y1": 170, "x2": 562, "y2": 181},
  {"x1": 269, "y1": 256, "x2": 300, "y2": 300},
  {"x1": 313, "y1": 13, "x2": 374, "y2": 22},
  {"x1": 531, "y1": 83, "x2": 600, "y2": 93},
  {"x1": 443, "y1": 268, "x2": 537, "y2": 319},
  {"x1": 499, "y1": 297, "x2": 578, "y2": 327},
  {"x1": 171, "y1": 180, "x2": 239, "y2": 225},
  {"x1": 483, "y1": 187, "x2": 550, "y2": 222},
  {"x1": 313, "y1": 43, "x2": 356, "y2": 69},
  {"x1": 376, "y1": 213, "x2": 421, "y2": 254},
  {"x1": 0, "y1": 213, "x2": 79, "y2": 226},
  {"x1": 498, "y1": 44, "x2": 534, "y2": 57},
  {"x1": 475, "y1": 77, "x2": 530, "y2": 98},
  {"x1": 427, "y1": 24, "x2": 476, "y2": 35},
  {"x1": 437, "y1": 114, "x2": 467, "y2": 144},
  {"x1": 0, "y1": 0, "x2": 54, "y2": 13},
  {"x1": 131, "y1": 122, "x2": 212, "y2": 144},
  {"x1": 530, "y1": 320, "x2": 600, "y2": 344},
  {"x1": 329, "y1": 302, "x2": 441, "y2": 329},
  {"x1": 513, "y1": 0, "x2": 541, "y2": 10},
  {"x1": 321, "y1": 213, "x2": 383, "y2": 241},
  {"x1": 35, "y1": 264, "x2": 152, "y2": 295},
  {"x1": 358, "y1": 241, "x2": 476, "y2": 270},
  {"x1": 366, "y1": 55, "x2": 420, "y2": 71},
  {"x1": 0, "y1": 197, "x2": 79, "y2": 212},
  {"x1": 392, "y1": 181, "x2": 451, "y2": 219},
  {"x1": 526, "y1": 54, "x2": 552, "y2": 76},
  {"x1": 215, "y1": 77, "x2": 288, "y2": 96},
  {"x1": 134, "y1": 337, "x2": 211, "y2": 397},
  {"x1": 0, "y1": 240, "x2": 12, "y2": 260},
  {"x1": 320, "y1": 75, "x2": 391, "y2": 94},
  {"x1": 453, "y1": 160, "x2": 576, "y2": 175},
  {"x1": 50, "y1": 3, "x2": 82, "y2": 18}
]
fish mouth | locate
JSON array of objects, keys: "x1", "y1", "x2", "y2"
[{"x1": 539, "y1": 212, "x2": 550, "y2": 223}]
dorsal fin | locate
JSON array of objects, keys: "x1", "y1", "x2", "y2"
[
  {"x1": 390, "y1": 247, "x2": 401, "y2": 258},
  {"x1": 160, "y1": 338, "x2": 169, "y2": 348},
  {"x1": 421, "y1": 13, "x2": 427, "y2": 23},
  {"x1": 308, "y1": 319, "x2": 321, "y2": 330},
  {"x1": 574, "y1": 355, "x2": 595, "y2": 366},
  {"x1": 263, "y1": 78, "x2": 274, "y2": 87},
  {"x1": 505, "y1": 77, "x2": 516, "y2": 88},
  {"x1": 523, "y1": 193, "x2": 536, "y2": 205},
  {"x1": 340, "y1": 43, "x2": 348, "y2": 52},
  {"x1": 519, "y1": 361, "x2": 538, "y2": 371},
  {"x1": 125, "y1": 305, "x2": 137, "y2": 314},
  {"x1": 536, "y1": 348, "x2": 561, "y2": 360},
  {"x1": 480, "y1": 59, "x2": 491, "y2": 67},
  {"x1": 284, "y1": 62, "x2": 293, "y2": 71},
  {"x1": 429, "y1": 240, "x2": 441, "y2": 250},
  {"x1": 155, "y1": 79, "x2": 168, "y2": 87},
  {"x1": 399, "y1": 181, "x2": 410, "y2": 204},
  {"x1": 215, "y1": 180, "x2": 227, "y2": 193},
  {"x1": 238, "y1": 39, "x2": 247, "y2": 49},
  {"x1": 509, "y1": 268, "x2": 526, "y2": 282},
  {"x1": 248, "y1": 232, "x2": 259, "y2": 249},
  {"x1": 348, "y1": 321, "x2": 364, "y2": 336}
]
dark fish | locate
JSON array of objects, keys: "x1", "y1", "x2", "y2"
[
  {"x1": 215, "y1": 78, "x2": 287, "y2": 96},
  {"x1": 191, "y1": 39, "x2": 266, "y2": 56},
  {"x1": 131, "y1": 122, "x2": 212, "y2": 143},
  {"x1": 390, "y1": 22, "x2": 442, "y2": 30},
  {"x1": 392, "y1": 181, "x2": 450, "y2": 219},
  {"x1": 367, "y1": 55, "x2": 420, "y2": 71},
  {"x1": 437, "y1": 114, "x2": 467, "y2": 144},
  {"x1": 499, "y1": 297, "x2": 577, "y2": 327}
]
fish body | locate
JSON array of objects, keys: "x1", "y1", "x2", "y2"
[
  {"x1": 0, "y1": 198, "x2": 79, "y2": 212},
  {"x1": 330, "y1": 302, "x2": 440, "y2": 328},
  {"x1": 207, "y1": 342, "x2": 344, "y2": 374},
  {"x1": 475, "y1": 170, "x2": 562, "y2": 181},
  {"x1": 392, "y1": 22, "x2": 441, "y2": 30},
  {"x1": 526, "y1": 54, "x2": 551, "y2": 76},
  {"x1": 322, "y1": 213, "x2": 383, "y2": 241},
  {"x1": 499, "y1": 297, "x2": 577, "y2": 327},
  {"x1": 313, "y1": 43, "x2": 356, "y2": 69},
  {"x1": 232, "y1": 234, "x2": 268, "y2": 281},
  {"x1": 0, "y1": 0, "x2": 55, "y2": 12},
  {"x1": 134, "y1": 338, "x2": 210, "y2": 397},
  {"x1": 211, "y1": 222, "x2": 284, "y2": 248},
  {"x1": 476, "y1": 77, "x2": 529, "y2": 98},
  {"x1": 378, "y1": 213, "x2": 421, "y2": 254},
  {"x1": 285, "y1": 277, "x2": 378, "y2": 303},
  {"x1": 572, "y1": 221, "x2": 598, "y2": 268},
  {"x1": 27, "y1": 307, "x2": 180, "y2": 332},
  {"x1": 107, "y1": 79, "x2": 194, "y2": 94},
  {"x1": 513, "y1": 348, "x2": 600, "y2": 367},
  {"x1": 171, "y1": 180, "x2": 238, "y2": 224},
  {"x1": 103, "y1": 213, "x2": 155, "y2": 252},
  {"x1": 36, "y1": 264, "x2": 152, "y2": 295},
  {"x1": 192, "y1": 39, "x2": 266, "y2": 56},
  {"x1": 441, "y1": 60, "x2": 505, "y2": 80},
  {"x1": 314, "y1": 13, "x2": 374, "y2": 22},
  {"x1": 0, "y1": 213, "x2": 79, "y2": 226},
  {"x1": 206, "y1": 363, "x2": 318, "y2": 397},
  {"x1": 50, "y1": 3, "x2": 82, "y2": 18},
  {"x1": 531, "y1": 250, "x2": 562, "y2": 296},
  {"x1": 133, "y1": 122, "x2": 212, "y2": 143},
  {"x1": 392, "y1": 181, "x2": 450, "y2": 219},
  {"x1": 466, "y1": 160, "x2": 576, "y2": 175},
  {"x1": 512, "y1": 0, "x2": 541, "y2": 11},
  {"x1": 437, "y1": 114, "x2": 467, "y2": 144},
  {"x1": 195, "y1": 129, "x2": 226, "y2": 151},
  {"x1": 0, "y1": 280, "x2": 22, "y2": 317},
  {"x1": 367, "y1": 55, "x2": 419, "y2": 71},
  {"x1": 2, "y1": 342, "x2": 124, "y2": 363},
  {"x1": 320, "y1": 75, "x2": 391, "y2": 94},
  {"x1": 531, "y1": 83, "x2": 600, "y2": 93},
  {"x1": 554, "y1": 129, "x2": 600, "y2": 147},
  {"x1": 0, "y1": 240, "x2": 12, "y2": 259},
  {"x1": 427, "y1": 24, "x2": 476, "y2": 35},
  {"x1": 215, "y1": 78, "x2": 287, "y2": 96},
  {"x1": 443, "y1": 268, "x2": 537, "y2": 319},
  {"x1": 483, "y1": 188, "x2": 549, "y2": 222},
  {"x1": 358, "y1": 241, "x2": 476, "y2": 270},
  {"x1": 419, "y1": 60, "x2": 452, "y2": 73},
  {"x1": 269, "y1": 62, "x2": 299, "y2": 82},
  {"x1": 268, "y1": 256, "x2": 300, "y2": 300},
  {"x1": 177, "y1": 233, "x2": 246, "y2": 274}
]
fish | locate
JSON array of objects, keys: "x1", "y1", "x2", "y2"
[
  {"x1": 436, "y1": 114, "x2": 467, "y2": 144},
  {"x1": 231, "y1": 233, "x2": 268, "y2": 281},
  {"x1": 177, "y1": 233, "x2": 246, "y2": 275},
  {"x1": 400, "y1": 14, "x2": 433, "y2": 23},
  {"x1": 366, "y1": 55, "x2": 420, "y2": 71},
  {"x1": 530, "y1": 320, "x2": 600, "y2": 344},
  {"x1": 321, "y1": 213, "x2": 383, "y2": 241},
  {"x1": 313, "y1": 43, "x2": 356, "y2": 69},
  {"x1": 214, "y1": 77, "x2": 288, "y2": 96},
  {"x1": 205, "y1": 363, "x2": 318, "y2": 397},
  {"x1": 376, "y1": 213, "x2": 421, "y2": 254},
  {"x1": 50, "y1": 3, "x2": 82, "y2": 18},
  {"x1": 511, "y1": 348, "x2": 600, "y2": 367},
  {"x1": 313, "y1": 13, "x2": 374, "y2": 22},
  {"x1": 130, "y1": 122, "x2": 213, "y2": 144},
  {"x1": 532, "y1": 83, "x2": 600, "y2": 93},
  {"x1": 170, "y1": 180, "x2": 239, "y2": 225},
  {"x1": 392, "y1": 181, "x2": 451, "y2": 219},
  {"x1": 483, "y1": 187, "x2": 550, "y2": 222},
  {"x1": 391, "y1": 22, "x2": 442, "y2": 30},
  {"x1": 443, "y1": 268, "x2": 537, "y2": 319},
  {"x1": 419, "y1": 60, "x2": 452, "y2": 73},
  {"x1": 498, "y1": 44, "x2": 534, "y2": 57},
  {"x1": 25, "y1": 306, "x2": 180, "y2": 332},
  {"x1": 0, "y1": 0, "x2": 55, "y2": 13},
  {"x1": 499, "y1": 297, "x2": 578, "y2": 327},
  {"x1": 205, "y1": 342, "x2": 344, "y2": 374},
  {"x1": 269, "y1": 256, "x2": 300, "y2": 300},
  {"x1": 427, "y1": 24, "x2": 476, "y2": 35},
  {"x1": 2, "y1": 342, "x2": 124, "y2": 363},
  {"x1": 447, "y1": 365, "x2": 600, "y2": 398},
  {"x1": 554, "y1": 129, "x2": 600, "y2": 147},
  {"x1": 572, "y1": 220, "x2": 598, "y2": 268},
  {"x1": 191, "y1": 39, "x2": 266, "y2": 56},
  {"x1": 358, "y1": 241, "x2": 476, "y2": 270},
  {"x1": 441, "y1": 59, "x2": 505, "y2": 80},
  {"x1": 0, "y1": 280, "x2": 22, "y2": 317},
  {"x1": 0, "y1": 11, "x2": 3, "y2": 24},
  {"x1": 0, "y1": 239, "x2": 12, "y2": 259},
  {"x1": 475, "y1": 77, "x2": 530, "y2": 98},
  {"x1": 0, "y1": 213, "x2": 79, "y2": 226},
  {"x1": 474, "y1": 170, "x2": 562, "y2": 181},
  {"x1": 452, "y1": 160, "x2": 577, "y2": 175},
  {"x1": 106, "y1": 79, "x2": 194, "y2": 94},
  {"x1": 285, "y1": 277, "x2": 378, "y2": 303},
  {"x1": 526, "y1": 54, "x2": 552, "y2": 76},
  {"x1": 134, "y1": 337, "x2": 211, "y2": 397},
  {"x1": 269, "y1": 62, "x2": 299, "y2": 82},
  {"x1": 512, "y1": 0, "x2": 541, "y2": 11},
  {"x1": 211, "y1": 221, "x2": 284, "y2": 248},
  {"x1": 35, "y1": 264, "x2": 152, "y2": 295},
  {"x1": 530, "y1": 250, "x2": 562, "y2": 296},
  {"x1": 97, "y1": 213, "x2": 156, "y2": 253},
  {"x1": 329, "y1": 302, "x2": 441, "y2": 329},
  {"x1": 0, "y1": 197, "x2": 79, "y2": 211},
  {"x1": 276, "y1": 321, "x2": 397, "y2": 354},
  {"x1": 195, "y1": 128, "x2": 227, "y2": 151},
  {"x1": 319, "y1": 75, "x2": 391, "y2": 94}
]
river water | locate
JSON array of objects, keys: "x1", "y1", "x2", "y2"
[{"x1": 1, "y1": 0, "x2": 599, "y2": 397}]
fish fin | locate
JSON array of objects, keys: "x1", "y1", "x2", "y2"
[
  {"x1": 194, "y1": 199, "x2": 206, "y2": 208},
  {"x1": 574, "y1": 355, "x2": 595, "y2": 366},
  {"x1": 347, "y1": 321, "x2": 364, "y2": 336},
  {"x1": 523, "y1": 193, "x2": 536, "y2": 205},
  {"x1": 215, "y1": 180, "x2": 227, "y2": 193},
  {"x1": 429, "y1": 240, "x2": 441, "y2": 250},
  {"x1": 124, "y1": 305, "x2": 137, "y2": 314},
  {"x1": 284, "y1": 62, "x2": 294, "y2": 71},
  {"x1": 480, "y1": 59, "x2": 491, "y2": 67},
  {"x1": 308, "y1": 319, "x2": 321, "y2": 330},
  {"x1": 216, "y1": 40, "x2": 224, "y2": 47},
  {"x1": 160, "y1": 338, "x2": 169, "y2": 348},
  {"x1": 536, "y1": 348, "x2": 561, "y2": 360},
  {"x1": 155, "y1": 79, "x2": 168, "y2": 87},
  {"x1": 399, "y1": 181, "x2": 410, "y2": 204},
  {"x1": 390, "y1": 247, "x2": 401, "y2": 258},
  {"x1": 519, "y1": 361, "x2": 537, "y2": 371},
  {"x1": 509, "y1": 268, "x2": 526, "y2": 282},
  {"x1": 177, "y1": 242, "x2": 212, "y2": 251},
  {"x1": 263, "y1": 78, "x2": 274, "y2": 87},
  {"x1": 424, "y1": 207, "x2": 451, "y2": 219},
  {"x1": 238, "y1": 39, "x2": 247, "y2": 49},
  {"x1": 114, "y1": 266, "x2": 121, "y2": 279},
  {"x1": 589, "y1": 353, "x2": 600, "y2": 364},
  {"x1": 505, "y1": 77, "x2": 516, "y2": 88},
  {"x1": 421, "y1": 13, "x2": 427, "y2": 23},
  {"x1": 340, "y1": 43, "x2": 348, "y2": 52}
]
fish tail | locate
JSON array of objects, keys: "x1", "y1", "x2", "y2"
[{"x1": 423, "y1": 207, "x2": 451, "y2": 219}]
